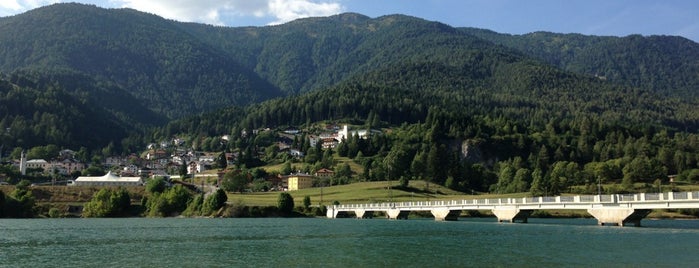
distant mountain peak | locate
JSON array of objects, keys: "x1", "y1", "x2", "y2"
[{"x1": 329, "y1": 12, "x2": 370, "y2": 22}]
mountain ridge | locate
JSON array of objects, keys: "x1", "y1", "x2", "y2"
[{"x1": 1, "y1": 3, "x2": 698, "y2": 153}]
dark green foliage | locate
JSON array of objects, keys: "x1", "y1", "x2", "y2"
[
  {"x1": 277, "y1": 192, "x2": 294, "y2": 214},
  {"x1": 0, "y1": 4, "x2": 282, "y2": 119},
  {"x1": 183, "y1": 194, "x2": 203, "y2": 217},
  {"x1": 146, "y1": 184, "x2": 192, "y2": 217},
  {"x1": 303, "y1": 196, "x2": 311, "y2": 210},
  {"x1": 81, "y1": 166, "x2": 105, "y2": 176},
  {"x1": 202, "y1": 189, "x2": 228, "y2": 216},
  {"x1": 146, "y1": 177, "x2": 167, "y2": 194},
  {"x1": 1, "y1": 180, "x2": 37, "y2": 218},
  {"x1": 0, "y1": 73, "x2": 136, "y2": 151},
  {"x1": 216, "y1": 152, "x2": 228, "y2": 170},
  {"x1": 461, "y1": 28, "x2": 699, "y2": 98},
  {"x1": 222, "y1": 171, "x2": 249, "y2": 193},
  {"x1": 82, "y1": 188, "x2": 131, "y2": 217}
]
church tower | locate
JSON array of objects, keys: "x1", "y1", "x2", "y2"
[{"x1": 20, "y1": 150, "x2": 27, "y2": 175}]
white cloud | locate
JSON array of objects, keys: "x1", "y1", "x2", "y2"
[
  {"x1": 115, "y1": 0, "x2": 343, "y2": 25},
  {"x1": 267, "y1": 0, "x2": 343, "y2": 25},
  {"x1": 1, "y1": 0, "x2": 343, "y2": 25},
  {"x1": 0, "y1": 0, "x2": 57, "y2": 15}
]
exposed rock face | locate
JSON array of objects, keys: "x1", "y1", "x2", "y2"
[{"x1": 460, "y1": 140, "x2": 482, "y2": 163}]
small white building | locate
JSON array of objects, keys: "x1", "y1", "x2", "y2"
[{"x1": 70, "y1": 171, "x2": 143, "y2": 186}]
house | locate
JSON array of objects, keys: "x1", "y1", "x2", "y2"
[
  {"x1": 70, "y1": 171, "x2": 143, "y2": 186},
  {"x1": 337, "y1": 125, "x2": 379, "y2": 142},
  {"x1": 186, "y1": 160, "x2": 212, "y2": 174},
  {"x1": 147, "y1": 149, "x2": 168, "y2": 160},
  {"x1": 51, "y1": 158, "x2": 85, "y2": 175},
  {"x1": 160, "y1": 141, "x2": 170, "y2": 148},
  {"x1": 289, "y1": 149, "x2": 304, "y2": 158},
  {"x1": 321, "y1": 138, "x2": 339, "y2": 149},
  {"x1": 283, "y1": 127, "x2": 300, "y2": 135},
  {"x1": 105, "y1": 156, "x2": 127, "y2": 167},
  {"x1": 58, "y1": 149, "x2": 76, "y2": 160},
  {"x1": 187, "y1": 161, "x2": 199, "y2": 174},
  {"x1": 199, "y1": 154, "x2": 216, "y2": 162},
  {"x1": 173, "y1": 138, "x2": 186, "y2": 146},
  {"x1": 287, "y1": 173, "x2": 314, "y2": 191},
  {"x1": 25, "y1": 159, "x2": 49, "y2": 172},
  {"x1": 315, "y1": 168, "x2": 335, "y2": 178},
  {"x1": 123, "y1": 164, "x2": 139, "y2": 175}
]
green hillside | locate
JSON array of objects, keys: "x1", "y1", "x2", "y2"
[
  {"x1": 0, "y1": 3, "x2": 283, "y2": 119},
  {"x1": 2, "y1": 4, "x2": 699, "y2": 199},
  {"x1": 460, "y1": 28, "x2": 699, "y2": 97},
  {"x1": 0, "y1": 73, "x2": 135, "y2": 150}
]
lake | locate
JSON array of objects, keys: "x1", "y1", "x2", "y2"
[{"x1": 1, "y1": 217, "x2": 698, "y2": 267}]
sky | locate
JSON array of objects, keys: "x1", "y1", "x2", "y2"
[{"x1": 1, "y1": 0, "x2": 698, "y2": 42}]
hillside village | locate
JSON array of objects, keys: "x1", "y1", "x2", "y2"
[{"x1": 2, "y1": 124, "x2": 377, "y2": 191}]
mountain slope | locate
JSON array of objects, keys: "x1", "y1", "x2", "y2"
[
  {"x1": 178, "y1": 13, "x2": 524, "y2": 94},
  {"x1": 0, "y1": 3, "x2": 283, "y2": 119},
  {"x1": 3, "y1": 3, "x2": 699, "y2": 156},
  {"x1": 460, "y1": 28, "x2": 699, "y2": 97},
  {"x1": 0, "y1": 73, "x2": 135, "y2": 151}
]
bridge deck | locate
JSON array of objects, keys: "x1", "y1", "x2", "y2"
[{"x1": 333, "y1": 192, "x2": 699, "y2": 211}]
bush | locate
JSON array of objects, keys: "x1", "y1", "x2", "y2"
[
  {"x1": 146, "y1": 177, "x2": 167, "y2": 193},
  {"x1": 183, "y1": 194, "x2": 203, "y2": 217},
  {"x1": 202, "y1": 189, "x2": 228, "y2": 216},
  {"x1": 303, "y1": 195, "x2": 311, "y2": 210},
  {"x1": 48, "y1": 207, "x2": 62, "y2": 218},
  {"x1": 82, "y1": 188, "x2": 131, "y2": 217},
  {"x1": 146, "y1": 185, "x2": 192, "y2": 217},
  {"x1": 277, "y1": 192, "x2": 294, "y2": 214}
]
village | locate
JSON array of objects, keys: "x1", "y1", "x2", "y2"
[{"x1": 3, "y1": 124, "x2": 378, "y2": 192}]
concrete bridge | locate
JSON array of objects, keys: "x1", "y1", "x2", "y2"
[{"x1": 326, "y1": 191, "x2": 699, "y2": 226}]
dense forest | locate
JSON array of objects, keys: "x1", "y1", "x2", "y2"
[
  {"x1": 460, "y1": 28, "x2": 699, "y2": 98},
  {"x1": 2, "y1": 3, "x2": 699, "y2": 195}
]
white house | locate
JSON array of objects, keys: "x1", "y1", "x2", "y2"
[
  {"x1": 25, "y1": 159, "x2": 49, "y2": 171},
  {"x1": 337, "y1": 125, "x2": 377, "y2": 142}
]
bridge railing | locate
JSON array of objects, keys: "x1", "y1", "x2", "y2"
[{"x1": 333, "y1": 191, "x2": 699, "y2": 210}]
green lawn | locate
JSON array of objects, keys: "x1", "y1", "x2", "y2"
[{"x1": 226, "y1": 180, "x2": 535, "y2": 207}]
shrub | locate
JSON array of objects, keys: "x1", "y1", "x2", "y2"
[
  {"x1": 277, "y1": 192, "x2": 294, "y2": 214},
  {"x1": 48, "y1": 207, "x2": 62, "y2": 218}
]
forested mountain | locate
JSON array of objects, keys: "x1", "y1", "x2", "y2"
[
  {"x1": 0, "y1": 3, "x2": 283, "y2": 119},
  {"x1": 460, "y1": 28, "x2": 699, "y2": 97},
  {"x1": 0, "y1": 73, "x2": 136, "y2": 151},
  {"x1": 178, "y1": 13, "x2": 513, "y2": 94},
  {"x1": 3, "y1": 3, "x2": 699, "y2": 195}
]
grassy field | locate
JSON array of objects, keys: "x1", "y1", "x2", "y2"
[
  {"x1": 224, "y1": 180, "x2": 699, "y2": 219},
  {"x1": 226, "y1": 180, "x2": 527, "y2": 207}
]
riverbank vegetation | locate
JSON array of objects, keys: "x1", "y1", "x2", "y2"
[{"x1": 3, "y1": 179, "x2": 698, "y2": 219}]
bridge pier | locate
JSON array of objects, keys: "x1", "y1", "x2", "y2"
[
  {"x1": 431, "y1": 208, "x2": 460, "y2": 221},
  {"x1": 326, "y1": 207, "x2": 350, "y2": 219},
  {"x1": 386, "y1": 209, "x2": 409, "y2": 220},
  {"x1": 587, "y1": 208, "x2": 652, "y2": 227},
  {"x1": 354, "y1": 209, "x2": 374, "y2": 219},
  {"x1": 492, "y1": 208, "x2": 532, "y2": 223}
]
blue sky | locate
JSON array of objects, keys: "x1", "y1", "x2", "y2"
[{"x1": 2, "y1": 0, "x2": 698, "y2": 42}]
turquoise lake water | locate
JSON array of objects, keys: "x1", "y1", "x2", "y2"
[{"x1": 1, "y1": 217, "x2": 698, "y2": 267}]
